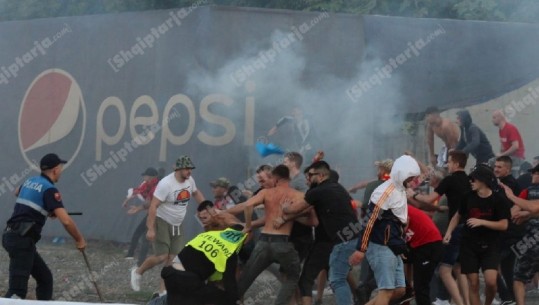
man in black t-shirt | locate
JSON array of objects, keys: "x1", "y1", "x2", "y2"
[
  {"x1": 493, "y1": 156, "x2": 523, "y2": 304},
  {"x1": 494, "y1": 156, "x2": 522, "y2": 195},
  {"x1": 282, "y1": 161, "x2": 359, "y2": 305},
  {"x1": 411, "y1": 150, "x2": 471, "y2": 305},
  {"x1": 501, "y1": 164, "x2": 539, "y2": 305},
  {"x1": 444, "y1": 166, "x2": 510, "y2": 305}
]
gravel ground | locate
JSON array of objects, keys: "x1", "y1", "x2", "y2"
[
  {"x1": 0, "y1": 238, "x2": 336, "y2": 304},
  {"x1": 2, "y1": 239, "x2": 539, "y2": 304}
]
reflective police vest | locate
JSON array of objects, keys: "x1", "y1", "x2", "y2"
[
  {"x1": 16, "y1": 176, "x2": 54, "y2": 217},
  {"x1": 186, "y1": 228, "x2": 247, "y2": 281}
]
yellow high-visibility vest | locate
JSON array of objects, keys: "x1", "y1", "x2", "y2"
[{"x1": 186, "y1": 228, "x2": 247, "y2": 281}]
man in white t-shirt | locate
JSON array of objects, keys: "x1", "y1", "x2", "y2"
[{"x1": 130, "y1": 155, "x2": 205, "y2": 295}]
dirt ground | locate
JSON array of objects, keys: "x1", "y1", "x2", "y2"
[{"x1": 0, "y1": 238, "x2": 337, "y2": 305}]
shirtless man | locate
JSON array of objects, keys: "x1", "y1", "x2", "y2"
[
  {"x1": 425, "y1": 107, "x2": 460, "y2": 167},
  {"x1": 237, "y1": 165, "x2": 317, "y2": 305},
  {"x1": 196, "y1": 200, "x2": 241, "y2": 231}
]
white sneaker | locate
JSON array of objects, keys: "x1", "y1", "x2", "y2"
[
  {"x1": 432, "y1": 298, "x2": 450, "y2": 305},
  {"x1": 130, "y1": 267, "x2": 141, "y2": 291}
]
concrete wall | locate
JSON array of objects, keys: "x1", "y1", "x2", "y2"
[{"x1": 437, "y1": 78, "x2": 539, "y2": 166}]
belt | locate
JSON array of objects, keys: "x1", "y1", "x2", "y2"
[{"x1": 259, "y1": 233, "x2": 289, "y2": 242}]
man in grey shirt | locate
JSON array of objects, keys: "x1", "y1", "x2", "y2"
[{"x1": 285, "y1": 152, "x2": 309, "y2": 192}]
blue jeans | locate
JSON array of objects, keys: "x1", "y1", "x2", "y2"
[
  {"x1": 366, "y1": 242, "x2": 405, "y2": 290},
  {"x1": 329, "y1": 239, "x2": 358, "y2": 305}
]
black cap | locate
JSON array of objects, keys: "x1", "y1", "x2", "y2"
[
  {"x1": 40, "y1": 153, "x2": 67, "y2": 171},
  {"x1": 529, "y1": 164, "x2": 539, "y2": 174},
  {"x1": 141, "y1": 167, "x2": 158, "y2": 176},
  {"x1": 469, "y1": 165, "x2": 497, "y2": 190}
]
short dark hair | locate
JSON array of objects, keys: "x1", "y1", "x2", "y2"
[
  {"x1": 310, "y1": 161, "x2": 331, "y2": 176},
  {"x1": 271, "y1": 164, "x2": 290, "y2": 180},
  {"x1": 284, "y1": 152, "x2": 303, "y2": 168},
  {"x1": 229, "y1": 223, "x2": 245, "y2": 231},
  {"x1": 496, "y1": 156, "x2": 513, "y2": 167},
  {"x1": 329, "y1": 169, "x2": 340, "y2": 183},
  {"x1": 197, "y1": 200, "x2": 214, "y2": 212},
  {"x1": 425, "y1": 107, "x2": 440, "y2": 115},
  {"x1": 448, "y1": 150, "x2": 467, "y2": 168},
  {"x1": 256, "y1": 164, "x2": 272, "y2": 174}
]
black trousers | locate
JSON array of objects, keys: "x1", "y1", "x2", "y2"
[
  {"x1": 496, "y1": 246, "x2": 516, "y2": 301},
  {"x1": 411, "y1": 241, "x2": 443, "y2": 305},
  {"x1": 161, "y1": 266, "x2": 229, "y2": 305},
  {"x1": 298, "y1": 241, "x2": 334, "y2": 297},
  {"x1": 2, "y1": 231, "x2": 53, "y2": 300},
  {"x1": 126, "y1": 215, "x2": 150, "y2": 266}
]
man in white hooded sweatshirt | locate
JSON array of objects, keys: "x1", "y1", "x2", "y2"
[{"x1": 349, "y1": 155, "x2": 421, "y2": 305}]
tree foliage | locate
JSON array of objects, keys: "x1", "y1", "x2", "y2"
[{"x1": 0, "y1": 0, "x2": 537, "y2": 23}]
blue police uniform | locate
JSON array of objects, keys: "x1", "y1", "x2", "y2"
[{"x1": 2, "y1": 174, "x2": 64, "y2": 300}]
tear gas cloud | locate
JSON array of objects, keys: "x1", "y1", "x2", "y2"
[{"x1": 185, "y1": 28, "x2": 407, "y2": 187}]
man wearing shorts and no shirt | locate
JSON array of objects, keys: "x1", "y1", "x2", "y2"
[{"x1": 131, "y1": 155, "x2": 205, "y2": 295}]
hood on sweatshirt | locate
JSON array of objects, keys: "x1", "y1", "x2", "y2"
[
  {"x1": 457, "y1": 109, "x2": 473, "y2": 129},
  {"x1": 390, "y1": 155, "x2": 421, "y2": 192},
  {"x1": 369, "y1": 155, "x2": 420, "y2": 223}
]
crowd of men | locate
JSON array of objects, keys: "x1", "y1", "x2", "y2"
[
  {"x1": 131, "y1": 150, "x2": 537, "y2": 305},
  {"x1": 3, "y1": 107, "x2": 538, "y2": 305}
]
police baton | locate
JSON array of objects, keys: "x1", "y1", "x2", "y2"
[
  {"x1": 80, "y1": 249, "x2": 105, "y2": 302},
  {"x1": 68, "y1": 212, "x2": 83, "y2": 216}
]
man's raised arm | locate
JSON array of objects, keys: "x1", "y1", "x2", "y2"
[{"x1": 244, "y1": 191, "x2": 265, "y2": 230}]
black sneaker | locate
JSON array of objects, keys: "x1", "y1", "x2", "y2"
[
  {"x1": 396, "y1": 287, "x2": 414, "y2": 305},
  {"x1": 355, "y1": 285, "x2": 370, "y2": 305}
]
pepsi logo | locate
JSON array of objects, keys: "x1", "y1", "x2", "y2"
[{"x1": 18, "y1": 69, "x2": 86, "y2": 171}]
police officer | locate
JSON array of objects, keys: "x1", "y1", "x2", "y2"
[{"x1": 2, "y1": 153, "x2": 86, "y2": 300}]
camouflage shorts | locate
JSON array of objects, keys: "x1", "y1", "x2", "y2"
[{"x1": 514, "y1": 249, "x2": 539, "y2": 283}]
